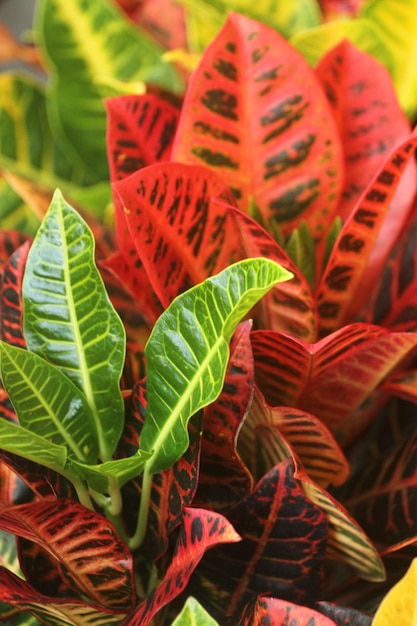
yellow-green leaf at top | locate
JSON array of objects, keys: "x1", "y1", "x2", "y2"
[
  {"x1": 372, "y1": 558, "x2": 417, "y2": 625},
  {"x1": 170, "y1": 597, "x2": 221, "y2": 625}
]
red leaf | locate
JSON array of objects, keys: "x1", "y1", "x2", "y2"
[
  {"x1": 229, "y1": 205, "x2": 317, "y2": 340},
  {"x1": 195, "y1": 320, "x2": 254, "y2": 510},
  {"x1": 131, "y1": 0, "x2": 188, "y2": 50},
  {"x1": 251, "y1": 323, "x2": 417, "y2": 439},
  {"x1": 192, "y1": 459, "x2": 328, "y2": 618},
  {"x1": 0, "y1": 241, "x2": 29, "y2": 349},
  {"x1": 0, "y1": 499, "x2": 135, "y2": 610},
  {"x1": 240, "y1": 596, "x2": 337, "y2": 626},
  {"x1": 171, "y1": 12, "x2": 344, "y2": 238},
  {"x1": 316, "y1": 40, "x2": 415, "y2": 222},
  {"x1": 381, "y1": 369, "x2": 417, "y2": 403},
  {"x1": 113, "y1": 162, "x2": 240, "y2": 307},
  {"x1": 316, "y1": 131, "x2": 417, "y2": 337},
  {"x1": 0, "y1": 567, "x2": 124, "y2": 625},
  {"x1": 0, "y1": 231, "x2": 29, "y2": 278},
  {"x1": 120, "y1": 508, "x2": 241, "y2": 626}
]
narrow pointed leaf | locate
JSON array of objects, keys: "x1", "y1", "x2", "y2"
[
  {"x1": 316, "y1": 132, "x2": 417, "y2": 336},
  {"x1": 0, "y1": 342, "x2": 97, "y2": 463},
  {"x1": 121, "y1": 508, "x2": 240, "y2": 626},
  {"x1": 142, "y1": 257, "x2": 292, "y2": 474},
  {"x1": 172, "y1": 12, "x2": 344, "y2": 238},
  {"x1": 23, "y1": 190, "x2": 125, "y2": 460},
  {"x1": 0, "y1": 568, "x2": 124, "y2": 626},
  {"x1": 0, "y1": 499, "x2": 135, "y2": 610}
]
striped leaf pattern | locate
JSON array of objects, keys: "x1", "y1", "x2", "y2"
[
  {"x1": 0, "y1": 499, "x2": 135, "y2": 610},
  {"x1": 172, "y1": 12, "x2": 344, "y2": 238},
  {"x1": 0, "y1": 241, "x2": 29, "y2": 349},
  {"x1": 120, "y1": 508, "x2": 240, "y2": 626},
  {"x1": 316, "y1": 132, "x2": 417, "y2": 337},
  {"x1": 114, "y1": 162, "x2": 240, "y2": 308}
]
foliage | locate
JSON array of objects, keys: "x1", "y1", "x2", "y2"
[{"x1": 1, "y1": 0, "x2": 417, "y2": 625}]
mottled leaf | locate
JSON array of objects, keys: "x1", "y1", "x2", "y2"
[{"x1": 240, "y1": 596, "x2": 337, "y2": 626}]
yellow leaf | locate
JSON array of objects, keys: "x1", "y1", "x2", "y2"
[{"x1": 372, "y1": 558, "x2": 417, "y2": 626}]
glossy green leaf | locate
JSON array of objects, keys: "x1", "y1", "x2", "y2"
[
  {"x1": 170, "y1": 597, "x2": 221, "y2": 625},
  {"x1": 142, "y1": 257, "x2": 292, "y2": 474},
  {"x1": 0, "y1": 414, "x2": 67, "y2": 473},
  {"x1": 0, "y1": 342, "x2": 97, "y2": 463},
  {"x1": 36, "y1": 0, "x2": 182, "y2": 183},
  {"x1": 23, "y1": 190, "x2": 126, "y2": 461},
  {"x1": 69, "y1": 450, "x2": 152, "y2": 493}
]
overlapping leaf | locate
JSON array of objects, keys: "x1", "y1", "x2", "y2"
[
  {"x1": 0, "y1": 179, "x2": 39, "y2": 237},
  {"x1": 316, "y1": 132, "x2": 417, "y2": 336},
  {"x1": 120, "y1": 508, "x2": 241, "y2": 626},
  {"x1": 114, "y1": 162, "x2": 240, "y2": 308},
  {"x1": 251, "y1": 323, "x2": 417, "y2": 440},
  {"x1": 0, "y1": 241, "x2": 29, "y2": 349},
  {"x1": 171, "y1": 596, "x2": 220, "y2": 625},
  {"x1": 130, "y1": 0, "x2": 188, "y2": 51},
  {"x1": 172, "y1": 12, "x2": 344, "y2": 238},
  {"x1": 315, "y1": 601, "x2": 372, "y2": 625},
  {"x1": 0, "y1": 499, "x2": 135, "y2": 610},
  {"x1": 23, "y1": 190, "x2": 126, "y2": 461},
  {"x1": 239, "y1": 596, "x2": 337, "y2": 626},
  {"x1": 142, "y1": 257, "x2": 291, "y2": 473}
]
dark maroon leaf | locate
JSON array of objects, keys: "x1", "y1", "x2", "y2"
[
  {"x1": 120, "y1": 508, "x2": 241, "y2": 626},
  {"x1": 316, "y1": 601, "x2": 372, "y2": 626}
]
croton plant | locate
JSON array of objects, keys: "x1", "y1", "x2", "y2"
[{"x1": 1, "y1": 0, "x2": 417, "y2": 624}]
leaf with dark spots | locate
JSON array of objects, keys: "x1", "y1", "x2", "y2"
[
  {"x1": 316, "y1": 601, "x2": 372, "y2": 626},
  {"x1": 113, "y1": 162, "x2": 241, "y2": 308},
  {"x1": 0, "y1": 499, "x2": 135, "y2": 610},
  {"x1": 195, "y1": 321, "x2": 254, "y2": 511},
  {"x1": 316, "y1": 131, "x2": 417, "y2": 337},
  {"x1": 120, "y1": 508, "x2": 240, "y2": 626},
  {"x1": 190, "y1": 459, "x2": 328, "y2": 618},
  {"x1": 240, "y1": 596, "x2": 338, "y2": 626},
  {"x1": 316, "y1": 40, "x2": 416, "y2": 223},
  {"x1": 172, "y1": 13, "x2": 343, "y2": 237}
]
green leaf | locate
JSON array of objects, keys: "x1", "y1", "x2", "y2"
[
  {"x1": 23, "y1": 190, "x2": 126, "y2": 461},
  {"x1": 0, "y1": 414, "x2": 67, "y2": 473},
  {"x1": 284, "y1": 222, "x2": 315, "y2": 290},
  {"x1": 36, "y1": 0, "x2": 182, "y2": 182},
  {"x1": 170, "y1": 597, "x2": 221, "y2": 625},
  {"x1": 0, "y1": 178, "x2": 40, "y2": 237},
  {"x1": 0, "y1": 342, "x2": 97, "y2": 462},
  {"x1": 142, "y1": 257, "x2": 292, "y2": 474},
  {"x1": 69, "y1": 450, "x2": 152, "y2": 493}
]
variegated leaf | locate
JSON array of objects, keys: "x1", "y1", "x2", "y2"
[{"x1": 239, "y1": 596, "x2": 337, "y2": 626}]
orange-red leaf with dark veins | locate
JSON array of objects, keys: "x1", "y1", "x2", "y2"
[
  {"x1": 120, "y1": 508, "x2": 241, "y2": 626},
  {"x1": 227, "y1": 204, "x2": 317, "y2": 340},
  {"x1": 251, "y1": 323, "x2": 417, "y2": 441},
  {"x1": 315, "y1": 40, "x2": 415, "y2": 223},
  {"x1": 195, "y1": 320, "x2": 254, "y2": 511},
  {"x1": 239, "y1": 596, "x2": 337, "y2": 626},
  {"x1": 0, "y1": 499, "x2": 135, "y2": 610},
  {"x1": 0, "y1": 241, "x2": 29, "y2": 349},
  {"x1": 113, "y1": 162, "x2": 241, "y2": 308},
  {"x1": 171, "y1": 12, "x2": 344, "y2": 238},
  {"x1": 316, "y1": 131, "x2": 417, "y2": 337}
]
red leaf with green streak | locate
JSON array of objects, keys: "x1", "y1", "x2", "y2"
[
  {"x1": 240, "y1": 596, "x2": 337, "y2": 626},
  {"x1": 0, "y1": 499, "x2": 135, "y2": 610},
  {"x1": 171, "y1": 12, "x2": 344, "y2": 238},
  {"x1": 195, "y1": 320, "x2": 254, "y2": 511},
  {"x1": 191, "y1": 459, "x2": 328, "y2": 618},
  {"x1": 113, "y1": 162, "x2": 240, "y2": 307},
  {"x1": 0, "y1": 567, "x2": 124, "y2": 625},
  {"x1": 315, "y1": 40, "x2": 415, "y2": 222},
  {"x1": 316, "y1": 131, "x2": 417, "y2": 337},
  {"x1": 334, "y1": 399, "x2": 417, "y2": 548},
  {"x1": 0, "y1": 241, "x2": 29, "y2": 349},
  {"x1": 242, "y1": 388, "x2": 349, "y2": 487},
  {"x1": 120, "y1": 508, "x2": 241, "y2": 626},
  {"x1": 251, "y1": 323, "x2": 417, "y2": 441},
  {"x1": 228, "y1": 205, "x2": 317, "y2": 340}
]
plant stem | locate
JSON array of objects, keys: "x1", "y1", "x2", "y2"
[
  {"x1": 128, "y1": 463, "x2": 153, "y2": 550},
  {"x1": 65, "y1": 473, "x2": 95, "y2": 510}
]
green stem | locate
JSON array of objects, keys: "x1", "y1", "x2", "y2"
[
  {"x1": 128, "y1": 464, "x2": 153, "y2": 551},
  {"x1": 64, "y1": 472, "x2": 95, "y2": 510}
]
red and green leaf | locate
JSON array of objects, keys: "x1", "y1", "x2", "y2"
[
  {"x1": 315, "y1": 40, "x2": 415, "y2": 222},
  {"x1": 240, "y1": 596, "x2": 338, "y2": 626},
  {"x1": 316, "y1": 131, "x2": 417, "y2": 337},
  {"x1": 120, "y1": 507, "x2": 241, "y2": 626},
  {"x1": 195, "y1": 320, "x2": 254, "y2": 511},
  {"x1": 0, "y1": 499, "x2": 135, "y2": 610},
  {"x1": 113, "y1": 162, "x2": 240, "y2": 307},
  {"x1": 171, "y1": 12, "x2": 344, "y2": 238}
]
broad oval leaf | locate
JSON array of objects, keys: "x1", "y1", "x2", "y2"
[
  {"x1": 23, "y1": 190, "x2": 125, "y2": 461},
  {"x1": 0, "y1": 342, "x2": 97, "y2": 463},
  {"x1": 171, "y1": 12, "x2": 344, "y2": 238},
  {"x1": 142, "y1": 257, "x2": 292, "y2": 474},
  {"x1": 372, "y1": 558, "x2": 417, "y2": 626}
]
